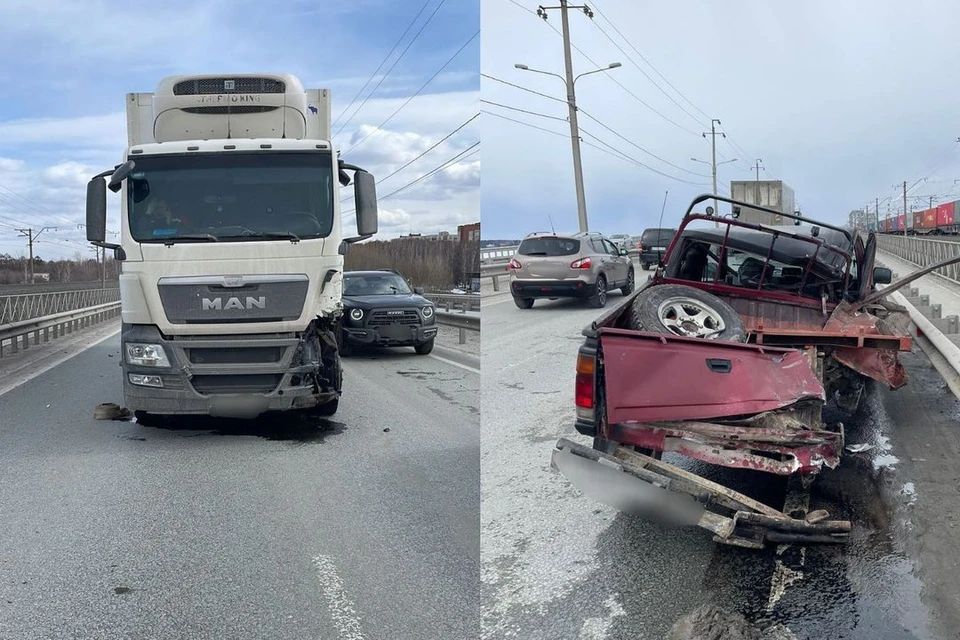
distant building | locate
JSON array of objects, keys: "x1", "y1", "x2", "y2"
[{"x1": 458, "y1": 222, "x2": 480, "y2": 243}]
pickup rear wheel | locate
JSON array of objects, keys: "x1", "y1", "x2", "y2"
[{"x1": 626, "y1": 284, "x2": 746, "y2": 342}]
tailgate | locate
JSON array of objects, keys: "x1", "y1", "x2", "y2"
[{"x1": 600, "y1": 327, "x2": 825, "y2": 424}]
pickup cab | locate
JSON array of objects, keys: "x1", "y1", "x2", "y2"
[{"x1": 552, "y1": 194, "x2": 922, "y2": 547}]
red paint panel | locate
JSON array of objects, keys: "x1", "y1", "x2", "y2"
[
  {"x1": 897, "y1": 214, "x2": 906, "y2": 230},
  {"x1": 882, "y1": 217, "x2": 893, "y2": 232},
  {"x1": 938, "y1": 202, "x2": 955, "y2": 227},
  {"x1": 600, "y1": 329, "x2": 825, "y2": 424}
]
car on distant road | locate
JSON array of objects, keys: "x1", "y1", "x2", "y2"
[
  {"x1": 608, "y1": 233, "x2": 633, "y2": 249},
  {"x1": 340, "y1": 270, "x2": 438, "y2": 356},
  {"x1": 507, "y1": 231, "x2": 634, "y2": 309},
  {"x1": 637, "y1": 227, "x2": 678, "y2": 269}
]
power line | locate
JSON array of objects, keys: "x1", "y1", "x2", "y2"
[
  {"x1": 341, "y1": 113, "x2": 479, "y2": 203},
  {"x1": 516, "y1": 2, "x2": 702, "y2": 137},
  {"x1": 588, "y1": 18, "x2": 707, "y2": 128},
  {"x1": 343, "y1": 29, "x2": 479, "y2": 154},
  {"x1": 342, "y1": 142, "x2": 480, "y2": 214},
  {"x1": 579, "y1": 127, "x2": 711, "y2": 186},
  {"x1": 331, "y1": 0, "x2": 433, "y2": 131},
  {"x1": 481, "y1": 73, "x2": 567, "y2": 104},
  {"x1": 482, "y1": 109, "x2": 709, "y2": 186},
  {"x1": 333, "y1": 0, "x2": 447, "y2": 138},
  {"x1": 480, "y1": 100, "x2": 567, "y2": 121},
  {"x1": 589, "y1": 0, "x2": 712, "y2": 121},
  {"x1": 577, "y1": 106, "x2": 711, "y2": 177}
]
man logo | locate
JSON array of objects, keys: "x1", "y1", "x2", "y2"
[{"x1": 202, "y1": 296, "x2": 265, "y2": 311}]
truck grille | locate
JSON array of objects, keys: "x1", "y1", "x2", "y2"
[
  {"x1": 191, "y1": 374, "x2": 283, "y2": 395},
  {"x1": 173, "y1": 77, "x2": 286, "y2": 95},
  {"x1": 368, "y1": 310, "x2": 420, "y2": 326}
]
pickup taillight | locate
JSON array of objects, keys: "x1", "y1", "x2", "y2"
[{"x1": 575, "y1": 353, "x2": 595, "y2": 409}]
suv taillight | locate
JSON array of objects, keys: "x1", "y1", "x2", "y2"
[
  {"x1": 508, "y1": 258, "x2": 522, "y2": 270},
  {"x1": 570, "y1": 256, "x2": 592, "y2": 269},
  {"x1": 575, "y1": 353, "x2": 595, "y2": 409}
]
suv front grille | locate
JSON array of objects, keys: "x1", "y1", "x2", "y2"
[
  {"x1": 368, "y1": 310, "x2": 420, "y2": 326},
  {"x1": 173, "y1": 77, "x2": 286, "y2": 95}
]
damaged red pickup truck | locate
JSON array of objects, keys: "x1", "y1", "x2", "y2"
[{"x1": 552, "y1": 194, "x2": 928, "y2": 548}]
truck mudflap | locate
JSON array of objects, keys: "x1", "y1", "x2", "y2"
[{"x1": 551, "y1": 437, "x2": 851, "y2": 548}]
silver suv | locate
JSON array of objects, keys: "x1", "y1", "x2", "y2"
[{"x1": 507, "y1": 232, "x2": 635, "y2": 309}]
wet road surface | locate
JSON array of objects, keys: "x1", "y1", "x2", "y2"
[
  {"x1": 0, "y1": 334, "x2": 479, "y2": 639},
  {"x1": 480, "y1": 278, "x2": 957, "y2": 640}
]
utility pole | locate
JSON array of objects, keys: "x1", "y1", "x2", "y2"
[
  {"x1": 752, "y1": 159, "x2": 764, "y2": 182},
  {"x1": 15, "y1": 226, "x2": 56, "y2": 284},
  {"x1": 903, "y1": 181, "x2": 908, "y2": 237},
  {"x1": 536, "y1": 1, "x2": 596, "y2": 233},
  {"x1": 703, "y1": 119, "x2": 724, "y2": 224},
  {"x1": 875, "y1": 197, "x2": 879, "y2": 231}
]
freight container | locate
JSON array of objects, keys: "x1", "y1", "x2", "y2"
[
  {"x1": 897, "y1": 214, "x2": 906, "y2": 231},
  {"x1": 937, "y1": 202, "x2": 954, "y2": 228},
  {"x1": 916, "y1": 208, "x2": 937, "y2": 230},
  {"x1": 882, "y1": 217, "x2": 892, "y2": 232},
  {"x1": 729, "y1": 180, "x2": 795, "y2": 226}
]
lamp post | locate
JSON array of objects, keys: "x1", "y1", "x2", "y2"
[{"x1": 515, "y1": 61, "x2": 621, "y2": 232}]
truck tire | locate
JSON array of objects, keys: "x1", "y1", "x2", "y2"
[{"x1": 626, "y1": 284, "x2": 746, "y2": 342}]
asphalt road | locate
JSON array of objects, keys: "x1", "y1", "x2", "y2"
[
  {"x1": 0, "y1": 334, "x2": 479, "y2": 639},
  {"x1": 480, "y1": 268, "x2": 957, "y2": 640}
]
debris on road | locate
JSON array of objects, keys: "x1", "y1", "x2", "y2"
[
  {"x1": 94, "y1": 403, "x2": 132, "y2": 421},
  {"x1": 668, "y1": 604, "x2": 797, "y2": 640}
]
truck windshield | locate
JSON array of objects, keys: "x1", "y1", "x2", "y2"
[
  {"x1": 127, "y1": 152, "x2": 334, "y2": 243},
  {"x1": 344, "y1": 273, "x2": 412, "y2": 295}
]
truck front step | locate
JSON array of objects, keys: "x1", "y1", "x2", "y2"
[{"x1": 552, "y1": 437, "x2": 850, "y2": 548}]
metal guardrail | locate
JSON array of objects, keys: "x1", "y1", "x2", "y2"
[
  {"x1": 877, "y1": 235, "x2": 960, "y2": 286},
  {"x1": 0, "y1": 280, "x2": 119, "y2": 295},
  {"x1": 0, "y1": 301, "x2": 122, "y2": 358},
  {"x1": 435, "y1": 309, "x2": 479, "y2": 344},
  {"x1": 0, "y1": 288, "x2": 121, "y2": 325},
  {"x1": 424, "y1": 293, "x2": 480, "y2": 312}
]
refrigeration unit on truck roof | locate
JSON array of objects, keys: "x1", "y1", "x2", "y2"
[{"x1": 127, "y1": 73, "x2": 331, "y2": 146}]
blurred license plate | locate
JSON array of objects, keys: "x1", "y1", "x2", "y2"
[{"x1": 653, "y1": 247, "x2": 666, "y2": 251}]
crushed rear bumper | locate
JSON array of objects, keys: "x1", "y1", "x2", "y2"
[{"x1": 551, "y1": 437, "x2": 851, "y2": 548}]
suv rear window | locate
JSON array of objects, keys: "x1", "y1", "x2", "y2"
[
  {"x1": 641, "y1": 228, "x2": 676, "y2": 245},
  {"x1": 517, "y1": 237, "x2": 580, "y2": 256}
]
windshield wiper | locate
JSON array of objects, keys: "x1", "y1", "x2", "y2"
[
  {"x1": 250, "y1": 231, "x2": 301, "y2": 243},
  {"x1": 161, "y1": 234, "x2": 219, "y2": 246}
]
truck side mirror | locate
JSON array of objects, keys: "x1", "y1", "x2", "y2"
[
  {"x1": 353, "y1": 170, "x2": 378, "y2": 237},
  {"x1": 873, "y1": 266, "x2": 892, "y2": 285},
  {"x1": 108, "y1": 160, "x2": 136, "y2": 193},
  {"x1": 86, "y1": 178, "x2": 107, "y2": 243}
]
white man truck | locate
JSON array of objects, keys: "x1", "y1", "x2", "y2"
[{"x1": 85, "y1": 73, "x2": 378, "y2": 422}]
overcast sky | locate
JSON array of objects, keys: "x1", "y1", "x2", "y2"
[
  {"x1": 0, "y1": 0, "x2": 479, "y2": 260},
  {"x1": 481, "y1": 0, "x2": 960, "y2": 240}
]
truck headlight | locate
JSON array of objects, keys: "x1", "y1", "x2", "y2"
[
  {"x1": 421, "y1": 306, "x2": 434, "y2": 319},
  {"x1": 349, "y1": 308, "x2": 364, "y2": 321},
  {"x1": 126, "y1": 343, "x2": 170, "y2": 367}
]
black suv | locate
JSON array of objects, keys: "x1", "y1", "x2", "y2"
[
  {"x1": 340, "y1": 270, "x2": 438, "y2": 356},
  {"x1": 638, "y1": 227, "x2": 677, "y2": 270}
]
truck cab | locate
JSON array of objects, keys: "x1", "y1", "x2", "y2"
[{"x1": 85, "y1": 74, "x2": 378, "y2": 422}]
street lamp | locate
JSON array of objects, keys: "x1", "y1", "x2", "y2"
[{"x1": 514, "y1": 61, "x2": 620, "y2": 233}]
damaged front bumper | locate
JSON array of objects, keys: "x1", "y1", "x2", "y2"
[{"x1": 552, "y1": 437, "x2": 851, "y2": 548}]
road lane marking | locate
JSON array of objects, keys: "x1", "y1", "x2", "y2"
[
  {"x1": 429, "y1": 353, "x2": 480, "y2": 374},
  {"x1": 0, "y1": 327, "x2": 120, "y2": 397},
  {"x1": 311, "y1": 555, "x2": 367, "y2": 640}
]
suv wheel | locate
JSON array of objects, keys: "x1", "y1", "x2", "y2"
[
  {"x1": 641, "y1": 262, "x2": 651, "y2": 270},
  {"x1": 414, "y1": 339, "x2": 434, "y2": 355},
  {"x1": 588, "y1": 275, "x2": 607, "y2": 308},
  {"x1": 620, "y1": 268, "x2": 635, "y2": 296},
  {"x1": 513, "y1": 296, "x2": 534, "y2": 309}
]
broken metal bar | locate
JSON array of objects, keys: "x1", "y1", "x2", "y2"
[{"x1": 733, "y1": 510, "x2": 851, "y2": 535}]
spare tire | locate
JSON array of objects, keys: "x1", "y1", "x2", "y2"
[{"x1": 626, "y1": 284, "x2": 746, "y2": 342}]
